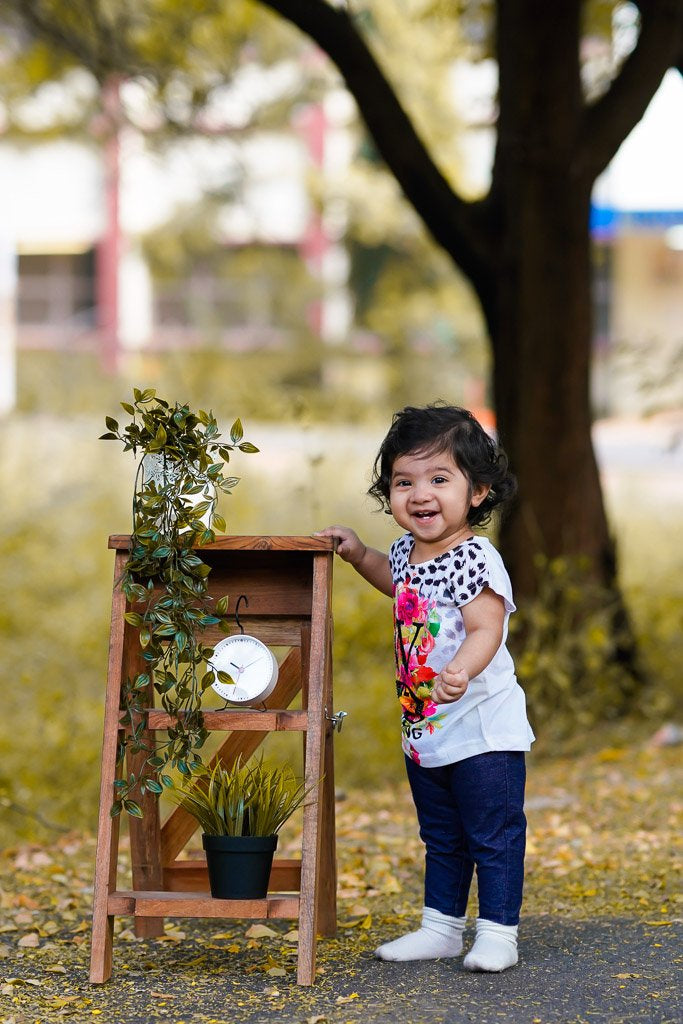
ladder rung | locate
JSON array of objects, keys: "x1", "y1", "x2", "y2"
[
  {"x1": 108, "y1": 890, "x2": 299, "y2": 919},
  {"x1": 147, "y1": 709, "x2": 308, "y2": 731}
]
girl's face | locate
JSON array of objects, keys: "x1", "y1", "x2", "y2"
[{"x1": 389, "y1": 448, "x2": 489, "y2": 560}]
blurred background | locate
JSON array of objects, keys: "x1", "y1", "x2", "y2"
[{"x1": 0, "y1": 1, "x2": 681, "y2": 846}]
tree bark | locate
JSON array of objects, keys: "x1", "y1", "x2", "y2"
[{"x1": 486, "y1": 0, "x2": 613, "y2": 595}]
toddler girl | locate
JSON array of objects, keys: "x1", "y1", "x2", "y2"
[{"x1": 318, "y1": 404, "x2": 534, "y2": 972}]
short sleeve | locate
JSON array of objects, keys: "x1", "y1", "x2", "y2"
[
  {"x1": 389, "y1": 534, "x2": 410, "y2": 586},
  {"x1": 445, "y1": 540, "x2": 515, "y2": 613}
]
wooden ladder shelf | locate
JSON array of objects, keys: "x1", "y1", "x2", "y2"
[{"x1": 90, "y1": 535, "x2": 337, "y2": 986}]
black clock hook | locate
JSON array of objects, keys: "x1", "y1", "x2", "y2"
[{"x1": 235, "y1": 594, "x2": 249, "y2": 635}]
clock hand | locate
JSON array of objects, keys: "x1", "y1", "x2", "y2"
[
  {"x1": 241, "y1": 656, "x2": 267, "y2": 670},
  {"x1": 229, "y1": 661, "x2": 244, "y2": 674}
]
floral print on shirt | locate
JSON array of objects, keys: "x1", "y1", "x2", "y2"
[{"x1": 394, "y1": 576, "x2": 447, "y2": 755}]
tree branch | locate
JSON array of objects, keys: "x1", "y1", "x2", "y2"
[
  {"x1": 258, "y1": 0, "x2": 495, "y2": 289},
  {"x1": 576, "y1": 0, "x2": 683, "y2": 180}
]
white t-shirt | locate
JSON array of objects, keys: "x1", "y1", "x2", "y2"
[{"x1": 389, "y1": 533, "x2": 535, "y2": 767}]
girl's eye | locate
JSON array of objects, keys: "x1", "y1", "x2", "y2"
[
  {"x1": 394, "y1": 479, "x2": 411, "y2": 488},
  {"x1": 432, "y1": 476, "x2": 447, "y2": 484}
]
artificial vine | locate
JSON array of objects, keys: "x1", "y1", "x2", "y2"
[{"x1": 100, "y1": 388, "x2": 258, "y2": 817}]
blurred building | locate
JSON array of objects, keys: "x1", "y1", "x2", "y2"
[
  {"x1": 0, "y1": 66, "x2": 355, "y2": 382},
  {"x1": 591, "y1": 70, "x2": 683, "y2": 416},
  {"x1": 0, "y1": 56, "x2": 681, "y2": 417}
]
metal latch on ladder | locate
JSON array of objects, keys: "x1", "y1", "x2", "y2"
[{"x1": 325, "y1": 708, "x2": 348, "y2": 733}]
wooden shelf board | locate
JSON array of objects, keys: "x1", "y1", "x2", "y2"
[
  {"x1": 109, "y1": 535, "x2": 334, "y2": 553},
  {"x1": 108, "y1": 890, "x2": 299, "y2": 918},
  {"x1": 147, "y1": 709, "x2": 309, "y2": 732},
  {"x1": 163, "y1": 858, "x2": 302, "y2": 893}
]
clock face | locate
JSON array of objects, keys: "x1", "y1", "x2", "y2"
[{"x1": 208, "y1": 634, "x2": 279, "y2": 705}]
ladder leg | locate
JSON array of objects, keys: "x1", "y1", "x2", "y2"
[
  {"x1": 297, "y1": 554, "x2": 332, "y2": 985},
  {"x1": 90, "y1": 552, "x2": 127, "y2": 983},
  {"x1": 316, "y1": 618, "x2": 337, "y2": 937}
]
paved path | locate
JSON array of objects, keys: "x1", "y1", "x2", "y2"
[{"x1": 13, "y1": 916, "x2": 678, "y2": 1024}]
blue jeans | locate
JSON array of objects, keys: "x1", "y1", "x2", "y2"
[{"x1": 405, "y1": 751, "x2": 527, "y2": 925}]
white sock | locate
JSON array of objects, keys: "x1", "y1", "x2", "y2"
[
  {"x1": 463, "y1": 918, "x2": 518, "y2": 972},
  {"x1": 374, "y1": 906, "x2": 466, "y2": 961}
]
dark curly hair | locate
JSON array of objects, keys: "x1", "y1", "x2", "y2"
[{"x1": 368, "y1": 404, "x2": 517, "y2": 527}]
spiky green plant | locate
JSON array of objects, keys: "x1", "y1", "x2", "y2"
[{"x1": 169, "y1": 757, "x2": 314, "y2": 836}]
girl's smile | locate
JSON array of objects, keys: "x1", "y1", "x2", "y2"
[{"x1": 389, "y1": 450, "x2": 489, "y2": 560}]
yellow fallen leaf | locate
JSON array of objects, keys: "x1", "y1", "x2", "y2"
[
  {"x1": 283, "y1": 929, "x2": 299, "y2": 942},
  {"x1": 307, "y1": 1016, "x2": 327, "y2": 1024},
  {"x1": 17, "y1": 932, "x2": 40, "y2": 947},
  {"x1": 360, "y1": 914, "x2": 373, "y2": 929},
  {"x1": 336, "y1": 993, "x2": 359, "y2": 1004},
  {"x1": 597, "y1": 747, "x2": 626, "y2": 762},
  {"x1": 266, "y1": 967, "x2": 287, "y2": 977},
  {"x1": 645, "y1": 920, "x2": 672, "y2": 926},
  {"x1": 613, "y1": 973, "x2": 642, "y2": 979},
  {"x1": 45, "y1": 965, "x2": 67, "y2": 973},
  {"x1": 245, "y1": 924, "x2": 278, "y2": 939}
]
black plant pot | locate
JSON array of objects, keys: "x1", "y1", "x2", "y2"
[{"x1": 202, "y1": 833, "x2": 278, "y2": 899}]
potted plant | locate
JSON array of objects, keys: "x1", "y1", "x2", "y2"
[
  {"x1": 170, "y1": 757, "x2": 313, "y2": 899},
  {"x1": 100, "y1": 388, "x2": 258, "y2": 817}
]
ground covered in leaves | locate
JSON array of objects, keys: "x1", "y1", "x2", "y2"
[{"x1": 1, "y1": 741, "x2": 680, "y2": 1024}]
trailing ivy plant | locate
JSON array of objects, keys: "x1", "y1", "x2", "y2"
[{"x1": 100, "y1": 387, "x2": 258, "y2": 818}]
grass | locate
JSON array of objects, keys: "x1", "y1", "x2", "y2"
[{"x1": 0, "y1": 410, "x2": 681, "y2": 846}]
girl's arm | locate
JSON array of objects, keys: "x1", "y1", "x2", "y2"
[
  {"x1": 315, "y1": 526, "x2": 393, "y2": 597},
  {"x1": 431, "y1": 588, "x2": 505, "y2": 703}
]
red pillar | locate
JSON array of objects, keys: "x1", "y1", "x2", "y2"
[{"x1": 96, "y1": 79, "x2": 122, "y2": 374}]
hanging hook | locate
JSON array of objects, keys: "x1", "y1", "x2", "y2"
[{"x1": 235, "y1": 594, "x2": 249, "y2": 634}]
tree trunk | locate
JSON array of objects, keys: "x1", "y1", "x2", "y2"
[
  {"x1": 488, "y1": 181, "x2": 612, "y2": 597},
  {"x1": 478, "y1": 0, "x2": 641, "y2": 683}
]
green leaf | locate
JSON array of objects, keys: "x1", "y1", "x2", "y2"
[
  {"x1": 124, "y1": 612, "x2": 143, "y2": 627},
  {"x1": 123, "y1": 800, "x2": 144, "y2": 818},
  {"x1": 212, "y1": 513, "x2": 226, "y2": 532},
  {"x1": 105, "y1": 416, "x2": 119, "y2": 431},
  {"x1": 238, "y1": 442, "x2": 259, "y2": 453},
  {"x1": 110, "y1": 801, "x2": 123, "y2": 818},
  {"x1": 215, "y1": 595, "x2": 229, "y2": 615},
  {"x1": 230, "y1": 418, "x2": 244, "y2": 443},
  {"x1": 145, "y1": 780, "x2": 163, "y2": 794},
  {"x1": 152, "y1": 546, "x2": 172, "y2": 558},
  {"x1": 140, "y1": 388, "x2": 156, "y2": 402},
  {"x1": 121, "y1": 401, "x2": 135, "y2": 414},
  {"x1": 99, "y1": 432, "x2": 118, "y2": 440},
  {"x1": 154, "y1": 624, "x2": 177, "y2": 637}
]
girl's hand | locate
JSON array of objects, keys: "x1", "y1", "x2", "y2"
[
  {"x1": 315, "y1": 526, "x2": 367, "y2": 567},
  {"x1": 432, "y1": 663, "x2": 469, "y2": 703}
]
